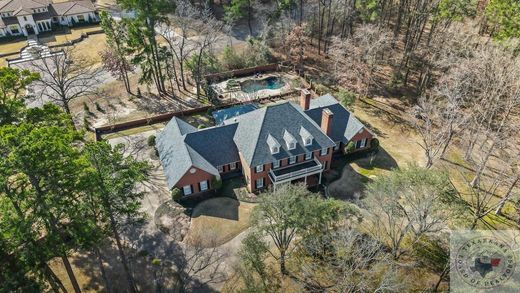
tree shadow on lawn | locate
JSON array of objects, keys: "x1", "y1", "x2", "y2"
[
  {"x1": 353, "y1": 147, "x2": 398, "y2": 172},
  {"x1": 190, "y1": 197, "x2": 240, "y2": 221},
  {"x1": 326, "y1": 147, "x2": 398, "y2": 201},
  {"x1": 326, "y1": 164, "x2": 371, "y2": 201},
  {"x1": 70, "y1": 239, "x2": 161, "y2": 292}
]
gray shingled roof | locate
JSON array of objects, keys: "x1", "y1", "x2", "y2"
[
  {"x1": 305, "y1": 94, "x2": 370, "y2": 144},
  {"x1": 225, "y1": 101, "x2": 336, "y2": 167},
  {"x1": 156, "y1": 117, "x2": 238, "y2": 189},
  {"x1": 184, "y1": 123, "x2": 240, "y2": 167}
]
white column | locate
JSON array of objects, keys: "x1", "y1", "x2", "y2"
[
  {"x1": 304, "y1": 176, "x2": 307, "y2": 184},
  {"x1": 318, "y1": 172, "x2": 322, "y2": 184}
]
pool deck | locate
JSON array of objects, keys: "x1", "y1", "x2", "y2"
[{"x1": 211, "y1": 72, "x2": 301, "y2": 102}]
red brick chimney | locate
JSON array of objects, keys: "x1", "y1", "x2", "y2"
[
  {"x1": 321, "y1": 108, "x2": 333, "y2": 136},
  {"x1": 300, "y1": 89, "x2": 311, "y2": 110}
]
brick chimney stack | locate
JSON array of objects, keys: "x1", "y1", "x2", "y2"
[
  {"x1": 300, "y1": 89, "x2": 311, "y2": 110},
  {"x1": 321, "y1": 108, "x2": 333, "y2": 136}
]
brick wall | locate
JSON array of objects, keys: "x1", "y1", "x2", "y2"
[
  {"x1": 243, "y1": 147, "x2": 333, "y2": 193},
  {"x1": 346, "y1": 128, "x2": 374, "y2": 153},
  {"x1": 175, "y1": 166, "x2": 215, "y2": 195}
]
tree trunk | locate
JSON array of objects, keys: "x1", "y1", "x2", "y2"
[
  {"x1": 61, "y1": 254, "x2": 81, "y2": 293},
  {"x1": 470, "y1": 140, "x2": 496, "y2": 187},
  {"x1": 109, "y1": 210, "x2": 137, "y2": 293},
  {"x1": 495, "y1": 176, "x2": 519, "y2": 215},
  {"x1": 433, "y1": 263, "x2": 449, "y2": 292},
  {"x1": 247, "y1": 1, "x2": 253, "y2": 36},
  {"x1": 279, "y1": 250, "x2": 287, "y2": 275},
  {"x1": 44, "y1": 263, "x2": 67, "y2": 293},
  {"x1": 94, "y1": 246, "x2": 111, "y2": 293}
]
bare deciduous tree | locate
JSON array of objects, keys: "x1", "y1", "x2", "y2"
[
  {"x1": 171, "y1": 235, "x2": 228, "y2": 292},
  {"x1": 157, "y1": 0, "x2": 198, "y2": 91},
  {"x1": 412, "y1": 92, "x2": 465, "y2": 168},
  {"x1": 363, "y1": 166, "x2": 463, "y2": 259},
  {"x1": 294, "y1": 228, "x2": 407, "y2": 292},
  {"x1": 285, "y1": 25, "x2": 308, "y2": 76},
  {"x1": 30, "y1": 47, "x2": 103, "y2": 117},
  {"x1": 329, "y1": 24, "x2": 393, "y2": 95}
]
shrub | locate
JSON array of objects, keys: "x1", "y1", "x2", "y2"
[
  {"x1": 171, "y1": 188, "x2": 182, "y2": 201},
  {"x1": 212, "y1": 177, "x2": 223, "y2": 191},
  {"x1": 197, "y1": 124, "x2": 205, "y2": 129},
  {"x1": 221, "y1": 45, "x2": 244, "y2": 70},
  {"x1": 83, "y1": 102, "x2": 90, "y2": 113},
  {"x1": 151, "y1": 258, "x2": 161, "y2": 266},
  {"x1": 95, "y1": 101, "x2": 104, "y2": 112},
  {"x1": 147, "y1": 135, "x2": 156, "y2": 147},
  {"x1": 389, "y1": 71, "x2": 404, "y2": 88},
  {"x1": 336, "y1": 88, "x2": 356, "y2": 108},
  {"x1": 83, "y1": 117, "x2": 89, "y2": 129},
  {"x1": 369, "y1": 138, "x2": 380, "y2": 151},
  {"x1": 345, "y1": 141, "x2": 356, "y2": 154}
]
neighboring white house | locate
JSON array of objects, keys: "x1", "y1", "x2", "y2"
[{"x1": 0, "y1": 0, "x2": 99, "y2": 37}]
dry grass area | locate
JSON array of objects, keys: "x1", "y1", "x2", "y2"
[
  {"x1": 0, "y1": 38, "x2": 26, "y2": 54},
  {"x1": 185, "y1": 197, "x2": 255, "y2": 248},
  {"x1": 325, "y1": 96, "x2": 425, "y2": 199},
  {"x1": 95, "y1": 0, "x2": 119, "y2": 9},
  {"x1": 71, "y1": 33, "x2": 107, "y2": 66},
  {"x1": 0, "y1": 38, "x2": 27, "y2": 66},
  {"x1": 40, "y1": 25, "x2": 103, "y2": 47}
]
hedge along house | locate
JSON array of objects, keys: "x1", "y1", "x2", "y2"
[
  {"x1": 0, "y1": 0, "x2": 99, "y2": 37},
  {"x1": 156, "y1": 90, "x2": 375, "y2": 197}
]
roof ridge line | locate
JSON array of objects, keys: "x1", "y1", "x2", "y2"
[
  {"x1": 0, "y1": 0, "x2": 14, "y2": 11},
  {"x1": 289, "y1": 102, "x2": 336, "y2": 145},
  {"x1": 246, "y1": 106, "x2": 267, "y2": 165}
]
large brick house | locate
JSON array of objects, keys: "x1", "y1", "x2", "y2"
[
  {"x1": 0, "y1": 0, "x2": 99, "y2": 37},
  {"x1": 156, "y1": 91, "x2": 375, "y2": 196}
]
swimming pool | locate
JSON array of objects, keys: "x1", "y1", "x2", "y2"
[
  {"x1": 240, "y1": 76, "x2": 286, "y2": 93},
  {"x1": 212, "y1": 104, "x2": 258, "y2": 125}
]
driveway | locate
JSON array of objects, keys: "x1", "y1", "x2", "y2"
[{"x1": 107, "y1": 129, "x2": 242, "y2": 292}]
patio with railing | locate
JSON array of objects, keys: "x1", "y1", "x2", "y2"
[{"x1": 268, "y1": 158, "x2": 323, "y2": 183}]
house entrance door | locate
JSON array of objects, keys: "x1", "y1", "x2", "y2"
[{"x1": 25, "y1": 24, "x2": 35, "y2": 35}]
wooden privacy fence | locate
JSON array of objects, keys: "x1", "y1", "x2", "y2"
[{"x1": 94, "y1": 89, "x2": 300, "y2": 141}]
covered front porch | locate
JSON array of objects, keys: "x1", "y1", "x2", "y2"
[{"x1": 268, "y1": 158, "x2": 324, "y2": 191}]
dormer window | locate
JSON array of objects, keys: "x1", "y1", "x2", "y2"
[
  {"x1": 267, "y1": 134, "x2": 280, "y2": 154},
  {"x1": 283, "y1": 129, "x2": 297, "y2": 150},
  {"x1": 299, "y1": 127, "x2": 313, "y2": 146}
]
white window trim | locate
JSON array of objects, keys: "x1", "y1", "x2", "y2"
[
  {"x1": 305, "y1": 152, "x2": 312, "y2": 160},
  {"x1": 256, "y1": 165, "x2": 264, "y2": 173},
  {"x1": 273, "y1": 160, "x2": 280, "y2": 169},
  {"x1": 289, "y1": 156, "x2": 296, "y2": 164},
  {"x1": 271, "y1": 146, "x2": 279, "y2": 154},
  {"x1": 182, "y1": 185, "x2": 192, "y2": 196},
  {"x1": 256, "y1": 178, "x2": 264, "y2": 189},
  {"x1": 200, "y1": 180, "x2": 208, "y2": 191},
  {"x1": 360, "y1": 138, "x2": 367, "y2": 148},
  {"x1": 217, "y1": 165, "x2": 224, "y2": 172},
  {"x1": 321, "y1": 148, "x2": 328, "y2": 156},
  {"x1": 304, "y1": 138, "x2": 312, "y2": 146},
  {"x1": 334, "y1": 143, "x2": 340, "y2": 151},
  {"x1": 230, "y1": 162, "x2": 237, "y2": 170}
]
